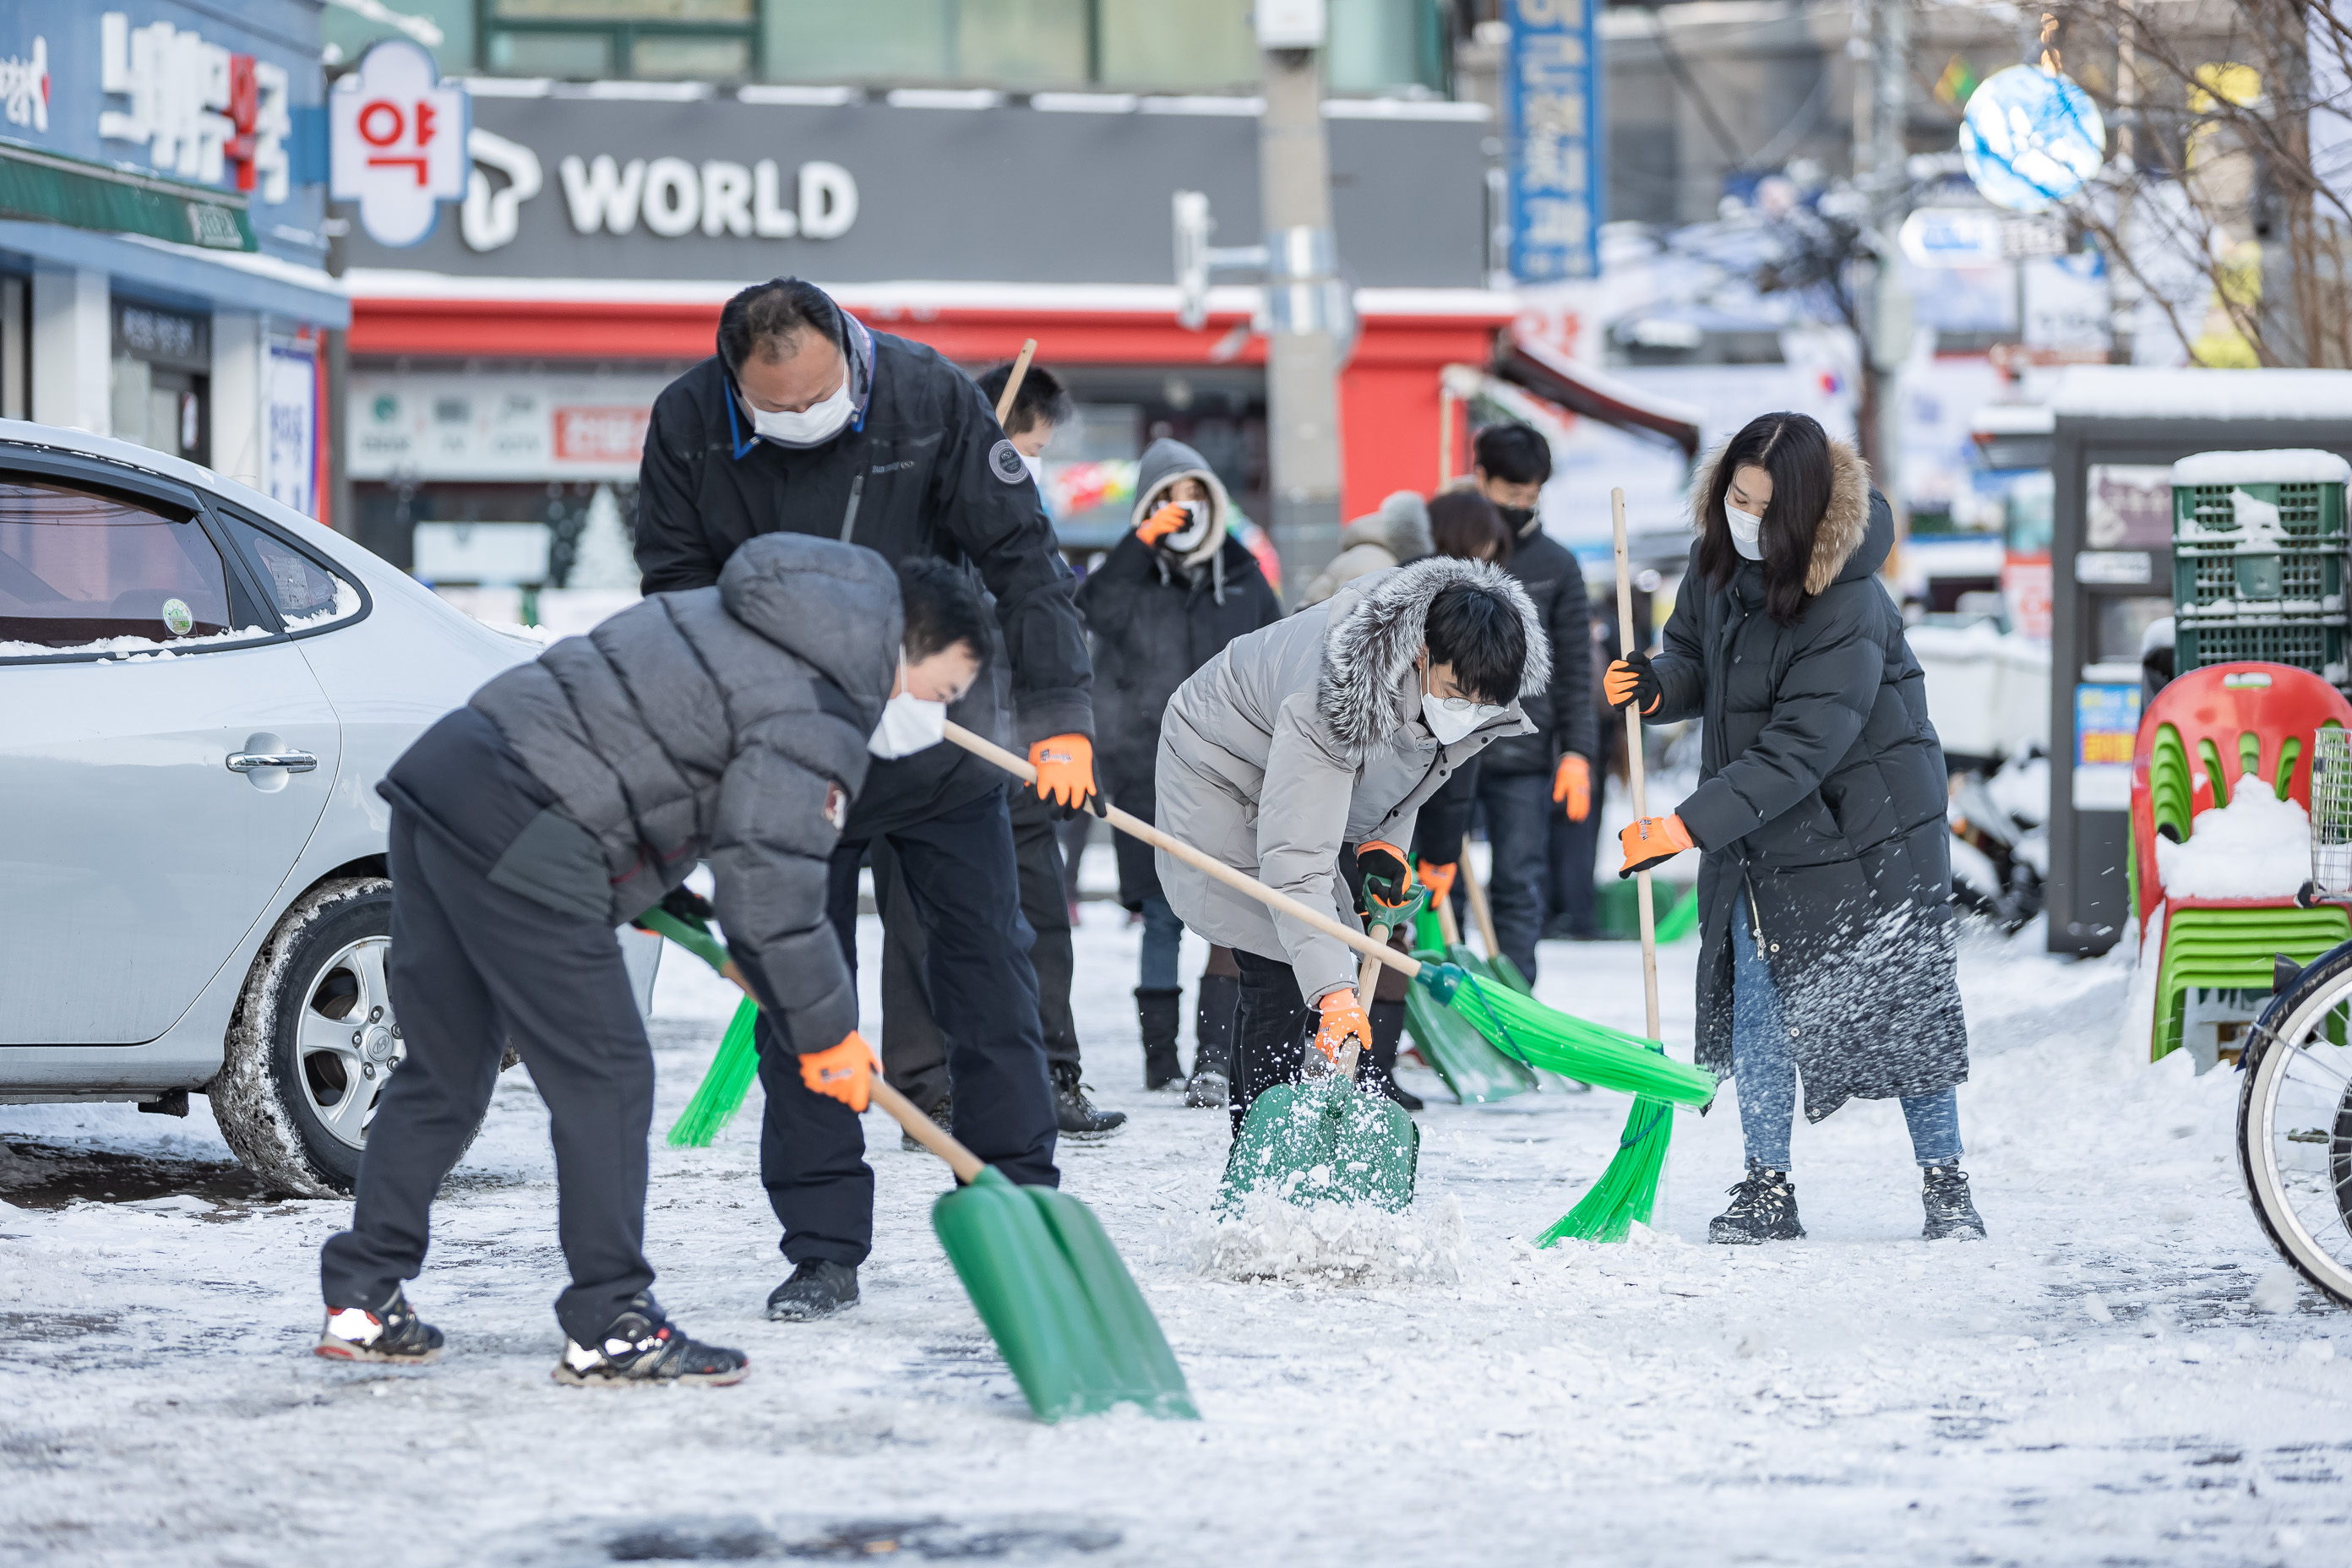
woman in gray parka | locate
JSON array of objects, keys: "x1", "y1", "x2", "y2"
[
  {"x1": 1607, "y1": 411, "x2": 1984, "y2": 1245},
  {"x1": 1154, "y1": 556, "x2": 1547, "y2": 1131}
]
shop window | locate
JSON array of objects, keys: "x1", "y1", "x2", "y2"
[
  {"x1": 0, "y1": 480, "x2": 236, "y2": 652},
  {"x1": 761, "y1": 0, "x2": 1088, "y2": 86},
  {"x1": 1095, "y1": 0, "x2": 1256, "y2": 90},
  {"x1": 109, "y1": 301, "x2": 210, "y2": 467},
  {"x1": 486, "y1": 0, "x2": 755, "y2": 80}
]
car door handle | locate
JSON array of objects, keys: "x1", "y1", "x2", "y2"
[{"x1": 226, "y1": 750, "x2": 318, "y2": 774}]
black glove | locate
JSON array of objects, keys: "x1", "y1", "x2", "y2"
[
  {"x1": 658, "y1": 884, "x2": 716, "y2": 930},
  {"x1": 1603, "y1": 651, "x2": 1663, "y2": 714},
  {"x1": 1354, "y1": 840, "x2": 1416, "y2": 920}
]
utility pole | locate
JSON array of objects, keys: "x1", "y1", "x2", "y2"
[
  {"x1": 1255, "y1": 0, "x2": 1348, "y2": 593},
  {"x1": 1861, "y1": 0, "x2": 1910, "y2": 550},
  {"x1": 2109, "y1": 5, "x2": 2140, "y2": 366}
]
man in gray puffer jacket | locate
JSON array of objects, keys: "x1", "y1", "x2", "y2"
[
  {"x1": 1155, "y1": 557, "x2": 1548, "y2": 1129},
  {"x1": 318, "y1": 534, "x2": 990, "y2": 1386}
]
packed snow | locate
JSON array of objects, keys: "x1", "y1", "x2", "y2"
[
  {"x1": 3, "y1": 908, "x2": 2349, "y2": 1565},
  {"x1": 0, "y1": 624, "x2": 270, "y2": 660},
  {"x1": 2055, "y1": 365, "x2": 2352, "y2": 422},
  {"x1": 2172, "y1": 449, "x2": 2352, "y2": 487},
  {"x1": 280, "y1": 580, "x2": 363, "y2": 631},
  {"x1": 2153, "y1": 782, "x2": 2313, "y2": 900}
]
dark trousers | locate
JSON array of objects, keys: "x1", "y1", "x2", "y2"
[
  {"x1": 1475, "y1": 769, "x2": 1555, "y2": 982},
  {"x1": 759, "y1": 786, "x2": 1059, "y2": 1267},
  {"x1": 320, "y1": 809, "x2": 656, "y2": 1347},
  {"x1": 1549, "y1": 794, "x2": 1602, "y2": 939},
  {"x1": 876, "y1": 786, "x2": 1078, "y2": 1111}
]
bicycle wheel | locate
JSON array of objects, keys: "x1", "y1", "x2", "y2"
[{"x1": 2238, "y1": 940, "x2": 2352, "y2": 1308}]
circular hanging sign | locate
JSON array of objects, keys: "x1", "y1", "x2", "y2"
[{"x1": 1958, "y1": 65, "x2": 2107, "y2": 213}]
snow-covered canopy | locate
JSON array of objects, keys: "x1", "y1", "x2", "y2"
[{"x1": 2171, "y1": 449, "x2": 2352, "y2": 487}]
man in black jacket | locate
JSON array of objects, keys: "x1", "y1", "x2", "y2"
[
  {"x1": 634, "y1": 278, "x2": 1098, "y2": 1322},
  {"x1": 317, "y1": 536, "x2": 987, "y2": 1384},
  {"x1": 1460, "y1": 422, "x2": 1597, "y2": 982}
]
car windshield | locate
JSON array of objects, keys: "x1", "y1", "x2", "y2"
[{"x1": 0, "y1": 478, "x2": 237, "y2": 651}]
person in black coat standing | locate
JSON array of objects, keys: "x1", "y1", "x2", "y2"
[
  {"x1": 1075, "y1": 436, "x2": 1282, "y2": 1103},
  {"x1": 1608, "y1": 411, "x2": 1985, "y2": 1246},
  {"x1": 633, "y1": 279, "x2": 1098, "y2": 1322},
  {"x1": 1462, "y1": 423, "x2": 1596, "y2": 983}
]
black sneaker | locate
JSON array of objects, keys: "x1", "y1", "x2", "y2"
[
  {"x1": 1183, "y1": 1069, "x2": 1229, "y2": 1109},
  {"x1": 1053, "y1": 1063, "x2": 1127, "y2": 1137},
  {"x1": 316, "y1": 1283, "x2": 443, "y2": 1364},
  {"x1": 1708, "y1": 1162, "x2": 1806, "y2": 1244},
  {"x1": 900, "y1": 1094, "x2": 951, "y2": 1154},
  {"x1": 765, "y1": 1259, "x2": 859, "y2": 1322},
  {"x1": 554, "y1": 1297, "x2": 748, "y2": 1387},
  {"x1": 1921, "y1": 1163, "x2": 1987, "y2": 1241}
]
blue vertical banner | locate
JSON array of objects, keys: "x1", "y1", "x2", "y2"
[{"x1": 1505, "y1": 0, "x2": 1601, "y2": 281}]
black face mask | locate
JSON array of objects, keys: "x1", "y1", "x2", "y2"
[{"x1": 1497, "y1": 504, "x2": 1537, "y2": 535}]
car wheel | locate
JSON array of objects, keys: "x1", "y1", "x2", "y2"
[{"x1": 211, "y1": 878, "x2": 409, "y2": 1197}]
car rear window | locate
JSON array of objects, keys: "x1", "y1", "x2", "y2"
[
  {"x1": 215, "y1": 511, "x2": 360, "y2": 629},
  {"x1": 0, "y1": 478, "x2": 244, "y2": 652}
]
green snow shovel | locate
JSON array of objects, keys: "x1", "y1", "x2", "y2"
[
  {"x1": 638, "y1": 906, "x2": 1197, "y2": 1424},
  {"x1": 1403, "y1": 896, "x2": 1537, "y2": 1105},
  {"x1": 1217, "y1": 907, "x2": 1422, "y2": 1212}
]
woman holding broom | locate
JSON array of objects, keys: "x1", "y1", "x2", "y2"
[{"x1": 1606, "y1": 411, "x2": 1985, "y2": 1244}]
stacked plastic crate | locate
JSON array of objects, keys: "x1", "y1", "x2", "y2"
[{"x1": 2170, "y1": 449, "x2": 2352, "y2": 686}]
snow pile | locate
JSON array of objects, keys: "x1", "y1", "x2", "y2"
[
  {"x1": 282, "y1": 579, "x2": 362, "y2": 631},
  {"x1": 2056, "y1": 366, "x2": 2352, "y2": 421},
  {"x1": 2153, "y1": 781, "x2": 2311, "y2": 898},
  {"x1": 0, "y1": 624, "x2": 270, "y2": 659},
  {"x1": 2173, "y1": 448, "x2": 2352, "y2": 487},
  {"x1": 1190, "y1": 1190, "x2": 1465, "y2": 1287}
]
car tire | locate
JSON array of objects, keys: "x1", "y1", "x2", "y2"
[{"x1": 210, "y1": 878, "x2": 427, "y2": 1197}]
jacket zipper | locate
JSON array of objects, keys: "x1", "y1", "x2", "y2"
[{"x1": 837, "y1": 472, "x2": 866, "y2": 542}]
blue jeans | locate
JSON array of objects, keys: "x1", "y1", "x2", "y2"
[
  {"x1": 1139, "y1": 893, "x2": 1184, "y2": 992},
  {"x1": 1476, "y1": 770, "x2": 1554, "y2": 981},
  {"x1": 1731, "y1": 924, "x2": 1961, "y2": 1170}
]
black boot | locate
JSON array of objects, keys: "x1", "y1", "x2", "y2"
[
  {"x1": 1186, "y1": 972, "x2": 1238, "y2": 1109},
  {"x1": 1360, "y1": 999, "x2": 1422, "y2": 1111},
  {"x1": 1053, "y1": 1062, "x2": 1128, "y2": 1137},
  {"x1": 1709, "y1": 1162, "x2": 1805, "y2": 1244},
  {"x1": 316, "y1": 1282, "x2": 443, "y2": 1364},
  {"x1": 765, "y1": 1259, "x2": 859, "y2": 1321},
  {"x1": 1921, "y1": 1163, "x2": 1987, "y2": 1241},
  {"x1": 1135, "y1": 987, "x2": 1185, "y2": 1090},
  {"x1": 899, "y1": 1092, "x2": 950, "y2": 1154},
  {"x1": 556, "y1": 1294, "x2": 749, "y2": 1386}
]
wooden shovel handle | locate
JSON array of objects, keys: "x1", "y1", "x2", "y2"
[
  {"x1": 993, "y1": 339, "x2": 1038, "y2": 427},
  {"x1": 941, "y1": 721, "x2": 1421, "y2": 980},
  {"x1": 1612, "y1": 487, "x2": 1663, "y2": 1043},
  {"x1": 1457, "y1": 848, "x2": 1503, "y2": 961},
  {"x1": 710, "y1": 958, "x2": 987, "y2": 1184}
]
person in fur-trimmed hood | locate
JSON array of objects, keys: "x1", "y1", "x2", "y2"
[
  {"x1": 1154, "y1": 555, "x2": 1548, "y2": 1131},
  {"x1": 1075, "y1": 438, "x2": 1283, "y2": 1102},
  {"x1": 1605, "y1": 411, "x2": 1984, "y2": 1246}
]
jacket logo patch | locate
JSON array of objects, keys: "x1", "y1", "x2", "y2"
[
  {"x1": 871, "y1": 460, "x2": 915, "y2": 474},
  {"x1": 988, "y1": 438, "x2": 1027, "y2": 485},
  {"x1": 823, "y1": 781, "x2": 849, "y2": 831}
]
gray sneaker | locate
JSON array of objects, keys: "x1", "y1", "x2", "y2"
[{"x1": 1921, "y1": 1163, "x2": 1987, "y2": 1241}]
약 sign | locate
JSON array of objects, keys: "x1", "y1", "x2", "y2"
[{"x1": 330, "y1": 39, "x2": 467, "y2": 248}]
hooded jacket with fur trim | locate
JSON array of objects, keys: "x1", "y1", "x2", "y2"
[
  {"x1": 1153, "y1": 556, "x2": 1549, "y2": 1003},
  {"x1": 1647, "y1": 438, "x2": 1968, "y2": 1119}
]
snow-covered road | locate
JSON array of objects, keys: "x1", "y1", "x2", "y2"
[{"x1": 4, "y1": 909, "x2": 2349, "y2": 1566}]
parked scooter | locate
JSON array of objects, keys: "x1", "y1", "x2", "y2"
[{"x1": 1949, "y1": 748, "x2": 2049, "y2": 934}]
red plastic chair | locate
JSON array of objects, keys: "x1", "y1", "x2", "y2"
[{"x1": 2130, "y1": 662, "x2": 2352, "y2": 934}]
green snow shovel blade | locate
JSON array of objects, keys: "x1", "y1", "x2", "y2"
[
  {"x1": 1538, "y1": 1095, "x2": 1672, "y2": 1245},
  {"x1": 667, "y1": 997, "x2": 760, "y2": 1147},
  {"x1": 1482, "y1": 950, "x2": 1536, "y2": 997},
  {"x1": 933, "y1": 1167, "x2": 1198, "y2": 1422},
  {"x1": 1404, "y1": 948, "x2": 1536, "y2": 1104},
  {"x1": 640, "y1": 907, "x2": 1195, "y2": 1424},
  {"x1": 1429, "y1": 969, "x2": 1716, "y2": 1108},
  {"x1": 1220, "y1": 1073, "x2": 1419, "y2": 1212}
]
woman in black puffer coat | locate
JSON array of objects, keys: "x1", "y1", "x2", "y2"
[{"x1": 1605, "y1": 412, "x2": 1984, "y2": 1246}]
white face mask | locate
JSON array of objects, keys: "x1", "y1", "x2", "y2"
[
  {"x1": 1421, "y1": 687, "x2": 1505, "y2": 747},
  {"x1": 868, "y1": 662, "x2": 950, "y2": 759},
  {"x1": 747, "y1": 371, "x2": 855, "y2": 447},
  {"x1": 1725, "y1": 500, "x2": 1765, "y2": 560}
]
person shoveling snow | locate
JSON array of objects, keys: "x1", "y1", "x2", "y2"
[{"x1": 1148, "y1": 554, "x2": 1546, "y2": 1207}]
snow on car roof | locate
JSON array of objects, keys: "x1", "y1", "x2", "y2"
[
  {"x1": 2171, "y1": 449, "x2": 2352, "y2": 487},
  {"x1": 2055, "y1": 367, "x2": 2352, "y2": 421}
]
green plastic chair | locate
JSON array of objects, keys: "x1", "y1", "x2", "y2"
[{"x1": 2152, "y1": 905, "x2": 2350, "y2": 1061}]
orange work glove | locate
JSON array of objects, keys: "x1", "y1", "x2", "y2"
[
  {"x1": 1354, "y1": 839, "x2": 1416, "y2": 920},
  {"x1": 1028, "y1": 733, "x2": 1104, "y2": 819},
  {"x1": 1137, "y1": 502, "x2": 1189, "y2": 545},
  {"x1": 799, "y1": 1032, "x2": 875, "y2": 1112},
  {"x1": 1604, "y1": 652, "x2": 1662, "y2": 714},
  {"x1": 1313, "y1": 987, "x2": 1372, "y2": 1064},
  {"x1": 1415, "y1": 858, "x2": 1457, "y2": 906},
  {"x1": 1553, "y1": 753, "x2": 1592, "y2": 822},
  {"x1": 1617, "y1": 814, "x2": 1695, "y2": 879}
]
